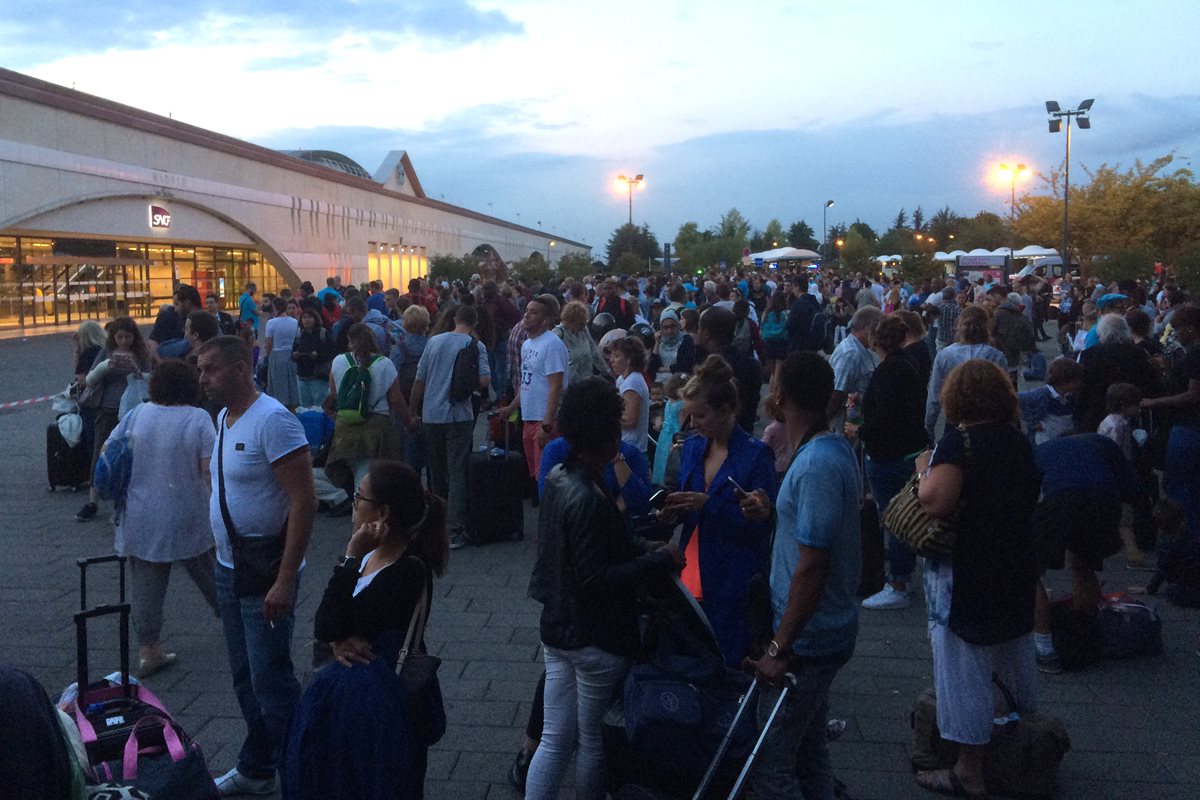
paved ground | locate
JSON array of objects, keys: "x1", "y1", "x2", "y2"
[{"x1": 2, "y1": 331, "x2": 1199, "y2": 799}]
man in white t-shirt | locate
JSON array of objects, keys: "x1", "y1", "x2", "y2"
[
  {"x1": 497, "y1": 294, "x2": 568, "y2": 482},
  {"x1": 410, "y1": 305, "x2": 491, "y2": 549},
  {"x1": 196, "y1": 336, "x2": 318, "y2": 797}
]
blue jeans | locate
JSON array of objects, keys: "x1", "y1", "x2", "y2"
[
  {"x1": 490, "y1": 342, "x2": 509, "y2": 400},
  {"x1": 751, "y1": 650, "x2": 851, "y2": 800},
  {"x1": 298, "y1": 378, "x2": 326, "y2": 408},
  {"x1": 865, "y1": 454, "x2": 918, "y2": 584},
  {"x1": 1164, "y1": 423, "x2": 1200, "y2": 541},
  {"x1": 525, "y1": 645, "x2": 629, "y2": 800},
  {"x1": 215, "y1": 564, "x2": 302, "y2": 781}
]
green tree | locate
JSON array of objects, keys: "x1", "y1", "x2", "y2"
[
  {"x1": 606, "y1": 223, "x2": 660, "y2": 266},
  {"x1": 555, "y1": 251, "x2": 594, "y2": 279},
  {"x1": 900, "y1": 252, "x2": 946, "y2": 285},
  {"x1": 957, "y1": 211, "x2": 1009, "y2": 250},
  {"x1": 912, "y1": 206, "x2": 925, "y2": 232},
  {"x1": 1015, "y1": 155, "x2": 1200, "y2": 274},
  {"x1": 787, "y1": 219, "x2": 819, "y2": 250},
  {"x1": 877, "y1": 226, "x2": 914, "y2": 258},
  {"x1": 1088, "y1": 248, "x2": 1156, "y2": 284},
  {"x1": 928, "y1": 206, "x2": 961, "y2": 247},
  {"x1": 718, "y1": 208, "x2": 751, "y2": 244},
  {"x1": 841, "y1": 229, "x2": 874, "y2": 273},
  {"x1": 764, "y1": 218, "x2": 787, "y2": 248},
  {"x1": 615, "y1": 252, "x2": 643, "y2": 275},
  {"x1": 428, "y1": 253, "x2": 482, "y2": 284},
  {"x1": 893, "y1": 208, "x2": 908, "y2": 230},
  {"x1": 510, "y1": 256, "x2": 553, "y2": 286},
  {"x1": 849, "y1": 219, "x2": 879, "y2": 246}
]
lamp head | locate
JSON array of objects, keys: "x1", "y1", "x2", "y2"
[
  {"x1": 1077, "y1": 116, "x2": 1091, "y2": 130},
  {"x1": 1048, "y1": 119, "x2": 1062, "y2": 134},
  {"x1": 1078, "y1": 98, "x2": 1094, "y2": 111},
  {"x1": 825, "y1": 199, "x2": 835, "y2": 208},
  {"x1": 1045, "y1": 100, "x2": 1060, "y2": 113}
]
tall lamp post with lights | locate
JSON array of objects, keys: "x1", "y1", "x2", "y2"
[
  {"x1": 822, "y1": 199, "x2": 835, "y2": 260},
  {"x1": 616, "y1": 174, "x2": 645, "y2": 226},
  {"x1": 1046, "y1": 99, "x2": 1093, "y2": 274},
  {"x1": 547, "y1": 240, "x2": 556, "y2": 266},
  {"x1": 998, "y1": 162, "x2": 1027, "y2": 265}
]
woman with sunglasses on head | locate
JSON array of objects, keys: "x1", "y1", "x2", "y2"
[{"x1": 285, "y1": 460, "x2": 450, "y2": 800}]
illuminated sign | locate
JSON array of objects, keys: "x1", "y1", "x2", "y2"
[{"x1": 148, "y1": 204, "x2": 171, "y2": 229}]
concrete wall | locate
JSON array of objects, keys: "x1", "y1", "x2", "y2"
[{"x1": 0, "y1": 79, "x2": 588, "y2": 289}]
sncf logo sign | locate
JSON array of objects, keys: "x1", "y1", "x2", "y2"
[{"x1": 148, "y1": 204, "x2": 172, "y2": 229}]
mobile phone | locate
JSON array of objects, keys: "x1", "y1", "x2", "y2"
[
  {"x1": 726, "y1": 476, "x2": 747, "y2": 496},
  {"x1": 649, "y1": 489, "x2": 669, "y2": 510}
]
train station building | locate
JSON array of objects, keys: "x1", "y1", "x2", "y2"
[{"x1": 0, "y1": 68, "x2": 588, "y2": 332}]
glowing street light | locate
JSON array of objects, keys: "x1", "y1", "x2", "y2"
[
  {"x1": 997, "y1": 163, "x2": 1028, "y2": 229},
  {"x1": 1046, "y1": 99, "x2": 1094, "y2": 272},
  {"x1": 615, "y1": 174, "x2": 645, "y2": 226},
  {"x1": 547, "y1": 239, "x2": 556, "y2": 265},
  {"x1": 822, "y1": 199, "x2": 835, "y2": 258}
]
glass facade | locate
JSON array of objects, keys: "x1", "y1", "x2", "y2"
[{"x1": 0, "y1": 236, "x2": 285, "y2": 330}]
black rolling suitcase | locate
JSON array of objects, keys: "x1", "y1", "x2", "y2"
[
  {"x1": 464, "y1": 413, "x2": 525, "y2": 544},
  {"x1": 48, "y1": 422, "x2": 90, "y2": 491}
]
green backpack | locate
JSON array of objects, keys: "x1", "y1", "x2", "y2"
[{"x1": 336, "y1": 353, "x2": 384, "y2": 425}]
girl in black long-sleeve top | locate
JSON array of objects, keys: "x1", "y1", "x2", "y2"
[{"x1": 285, "y1": 460, "x2": 449, "y2": 800}]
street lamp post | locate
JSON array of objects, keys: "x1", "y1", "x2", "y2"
[
  {"x1": 822, "y1": 199, "x2": 835, "y2": 258},
  {"x1": 1046, "y1": 99, "x2": 1093, "y2": 274},
  {"x1": 547, "y1": 240, "x2": 556, "y2": 266},
  {"x1": 998, "y1": 162, "x2": 1027, "y2": 266},
  {"x1": 617, "y1": 174, "x2": 645, "y2": 226}
]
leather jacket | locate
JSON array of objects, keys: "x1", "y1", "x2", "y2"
[{"x1": 529, "y1": 461, "x2": 672, "y2": 657}]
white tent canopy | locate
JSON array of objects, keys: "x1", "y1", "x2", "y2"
[{"x1": 749, "y1": 246, "x2": 820, "y2": 262}]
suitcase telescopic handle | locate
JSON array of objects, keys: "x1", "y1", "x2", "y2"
[
  {"x1": 725, "y1": 673, "x2": 798, "y2": 800},
  {"x1": 691, "y1": 680, "x2": 759, "y2": 800},
  {"x1": 75, "y1": 603, "x2": 132, "y2": 703},
  {"x1": 78, "y1": 555, "x2": 127, "y2": 611}
]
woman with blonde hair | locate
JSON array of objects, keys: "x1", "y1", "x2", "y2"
[{"x1": 554, "y1": 300, "x2": 608, "y2": 385}]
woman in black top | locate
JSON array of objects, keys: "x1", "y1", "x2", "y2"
[
  {"x1": 525, "y1": 377, "x2": 682, "y2": 800},
  {"x1": 914, "y1": 360, "x2": 1041, "y2": 799},
  {"x1": 293, "y1": 308, "x2": 330, "y2": 408},
  {"x1": 285, "y1": 460, "x2": 450, "y2": 800},
  {"x1": 845, "y1": 316, "x2": 929, "y2": 610},
  {"x1": 895, "y1": 309, "x2": 933, "y2": 387}
]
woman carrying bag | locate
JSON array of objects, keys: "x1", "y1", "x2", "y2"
[{"x1": 285, "y1": 460, "x2": 450, "y2": 800}]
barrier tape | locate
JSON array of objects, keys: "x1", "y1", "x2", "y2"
[{"x1": 0, "y1": 394, "x2": 56, "y2": 415}]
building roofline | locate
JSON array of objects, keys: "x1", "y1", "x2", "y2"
[{"x1": 0, "y1": 67, "x2": 587, "y2": 250}]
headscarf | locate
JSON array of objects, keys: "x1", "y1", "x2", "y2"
[{"x1": 657, "y1": 309, "x2": 684, "y2": 370}]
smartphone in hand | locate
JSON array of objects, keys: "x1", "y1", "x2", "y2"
[{"x1": 726, "y1": 475, "x2": 748, "y2": 497}]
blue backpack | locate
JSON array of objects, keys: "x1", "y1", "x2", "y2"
[
  {"x1": 1024, "y1": 352, "x2": 1048, "y2": 382},
  {"x1": 93, "y1": 405, "x2": 142, "y2": 514},
  {"x1": 760, "y1": 310, "x2": 788, "y2": 342}
]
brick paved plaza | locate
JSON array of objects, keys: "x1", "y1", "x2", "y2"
[{"x1": 1, "y1": 332, "x2": 1198, "y2": 799}]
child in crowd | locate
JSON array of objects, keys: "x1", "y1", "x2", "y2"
[
  {"x1": 651, "y1": 374, "x2": 686, "y2": 486},
  {"x1": 1098, "y1": 382, "x2": 1143, "y2": 461},
  {"x1": 1146, "y1": 498, "x2": 1200, "y2": 607},
  {"x1": 760, "y1": 395, "x2": 790, "y2": 485},
  {"x1": 1018, "y1": 357, "x2": 1083, "y2": 444}
]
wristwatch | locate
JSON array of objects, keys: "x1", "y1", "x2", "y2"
[
  {"x1": 766, "y1": 639, "x2": 784, "y2": 659},
  {"x1": 337, "y1": 554, "x2": 360, "y2": 571}
]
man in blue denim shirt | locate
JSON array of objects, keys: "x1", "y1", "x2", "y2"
[{"x1": 744, "y1": 352, "x2": 860, "y2": 800}]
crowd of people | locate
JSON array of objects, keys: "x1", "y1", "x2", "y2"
[{"x1": 31, "y1": 260, "x2": 1200, "y2": 799}]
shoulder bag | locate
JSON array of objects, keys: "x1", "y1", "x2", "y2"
[
  {"x1": 881, "y1": 427, "x2": 972, "y2": 559},
  {"x1": 396, "y1": 564, "x2": 445, "y2": 745},
  {"x1": 218, "y1": 413, "x2": 288, "y2": 598}
]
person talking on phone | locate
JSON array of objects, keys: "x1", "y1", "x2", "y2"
[{"x1": 659, "y1": 354, "x2": 778, "y2": 667}]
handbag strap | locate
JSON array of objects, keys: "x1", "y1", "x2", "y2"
[
  {"x1": 395, "y1": 561, "x2": 431, "y2": 675},
  {"x1": 216, "y1": 414, "x2": 241, "y2": 543}
]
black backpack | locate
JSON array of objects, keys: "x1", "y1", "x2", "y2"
[
  {"x1": 449, "y1": 337, "x2": 480, "y2": 404},
  {"x1": 809, "y1": 311, "x2": 834, "y2": 354}
]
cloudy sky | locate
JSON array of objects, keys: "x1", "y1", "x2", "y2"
[{"x1": 5, "y1": 1, "x2": 1199, "y2": 252}]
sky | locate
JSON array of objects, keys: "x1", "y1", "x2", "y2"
[{"x1": 5, "y1": 0, "x2": 1200, "y2": 254}]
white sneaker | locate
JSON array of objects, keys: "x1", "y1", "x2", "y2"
[
  {"x1": 862, "y1": 584, "x2": 910, "y2": 610},
  {"x1": 215, "y1": 767, "x2": 277, "y2": 797}
]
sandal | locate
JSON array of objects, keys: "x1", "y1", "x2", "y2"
[
  {"x1": 915, "y1": 768, "x2": 988, "y2": 799},
  {"x1": 137, "y1": 652, "x2": 177, "y2": 679}
]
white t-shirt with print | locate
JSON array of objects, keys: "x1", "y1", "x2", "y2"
[
  {"x1": 209, "y1": 393, "x2": 310, "y2": 568},
  {"x1": 330, "y1": 353, "x2": 398, "y2": 416},
  {"x1": 519, "y1": 330, "x2": 569, "y2": 422}
]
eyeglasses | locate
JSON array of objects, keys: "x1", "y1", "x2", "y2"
[{"x1": 352, "y1": 490, "x2": 383, "y2": 508}]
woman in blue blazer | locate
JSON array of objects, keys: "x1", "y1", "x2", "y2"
[{"x1": 660, "y1": 355, "x2": 778, "y2": 666}]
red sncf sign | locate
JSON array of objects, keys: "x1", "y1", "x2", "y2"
[{"x1": 148, "y1": 204, "x2": 171, "y2": 229}]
